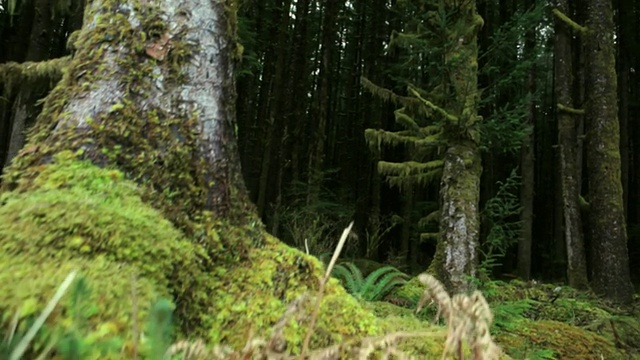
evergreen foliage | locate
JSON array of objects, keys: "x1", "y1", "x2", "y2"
[{"x1": 478, "y1": 2, "x2": 548, "y2": 154}]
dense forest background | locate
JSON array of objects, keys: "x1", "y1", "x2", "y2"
[{"x1": 1, "y1": 0, "x2": 638, "y2": 295}]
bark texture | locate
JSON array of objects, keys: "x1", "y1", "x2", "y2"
[
  {"x1": 585, "y1": 0, "x2": 633, "y2": 303},
  {"x1": 432, "y1": 0, "x2": 484, "y2": 293},
  {"x1": 2, "y1": 0, "x2": 252, "y2": 228},
  {"x1": 555, "y1": 0, "x2": 589, "y2": 289},
  {"x1": 438, "y1": 141, "x2": 482, "y2": 292}
]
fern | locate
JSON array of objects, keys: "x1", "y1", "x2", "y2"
[{"x1": 332, "y1": 263, "x2": 409, "y2": 302}]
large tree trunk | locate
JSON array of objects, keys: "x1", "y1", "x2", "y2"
[
  {"x1": 554, "y1": 0, "x2": 589, "y2": 289},
  {"x1": 2, "y1": 0, "x2": 251, "y2": 226},
  {"x1": 584, "y1": 0, "x2": 634, "y2": 303},
  {"x1": 0, "y1": 0, "x2": 380, "y2": 352}
]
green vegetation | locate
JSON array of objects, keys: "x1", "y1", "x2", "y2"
[{"x1": 331, "y1": 262, "x2": 410, "y2": 301}]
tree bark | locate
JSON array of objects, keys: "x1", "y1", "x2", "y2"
[
  {"x1": 2, "y1": 0, "x2": 252, "y2": 228},
  {"x1": 307, "y1": 0, "x2": 341, "y2": 205},
  {"x1": 554, "y1": 0, "x2": 589, "y2": 289},
  {"x1": 431, "y1": 0, "x2": 483, "y2": 293},
  {"x1": 585, "y1": 0, "x2": 634, "y2": 303},
  {"x1": 517, "y1": 0, "x2": 536, "y2": 281}
]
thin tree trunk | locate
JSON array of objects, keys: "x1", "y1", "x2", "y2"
[
  {"x1": 517, "y1": 80, "x2": 535, "y2": 281},
  {"x1": 585, "y1": 0, "x2": 634, "y2": 303},
  {"x1": 256, "y1": 0, "x2": 292, "y2": 219},
  {"x1": 307, "y1": 0, "x2": 340, "y2": 205},
  {"x1": 517, "y1": 0, "x2": 536, "y2": 281},
  {"x1": 554, "y1": 0, "x2": 589, "y2": 289}
]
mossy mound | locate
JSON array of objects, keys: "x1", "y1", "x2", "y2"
[
  {"x1": 205, "y1": 233, "x2": 382, "y2": 353},
  {"x1": 0, "y1": 253, "x2": 162, "y2": 359},
  {"x1": 0, "y1": 151, "x2": 212, "y2": 333},
  {"x1": 368, "y1": 302, "x2": 445, "y2": 356},
  {"x1": 497, "y1": 319, "x2": 628, "y2": 359}
]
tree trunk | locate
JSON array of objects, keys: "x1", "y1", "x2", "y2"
[
  {"x1": 436, "y1": 141, "x2": 482, "y2": 292},
  {"x1": 584, "y1": 0, "x2": 634, "y2": 303},
  {"x1": 431, "y1": 1, "x2": 483, "y2": 293},
  {"x1": 2, "y1": 0, "x2": 251, "y2": 229},
  {"x1": 517, "y1": 0, "x2": 536, "y2": 281},
  {"x1": 307, "y1": 0, "x2": 340, "y2": 205},
  {"x1": 554, "y1": 0, "x2": 589, "y2": 289}
]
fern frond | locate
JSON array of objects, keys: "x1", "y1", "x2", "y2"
[
  {"x1": 359, "y1": 266, "x2": 409, "y2": 301},
  {"x1": 332, "y1": 262, "x2": 364, "y2": 296}
]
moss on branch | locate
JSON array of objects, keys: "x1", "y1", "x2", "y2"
[
  {"x1": 0, "y1": 57, "x2": 70, "y2": 96},
  {"x1": 552, "y1": 9, "x2": 587, "y2": 34},
  {"x1": 409, "y1": 88, "x2": 458, "y2": 123},
  {"x1": 558, "y1": 103, "x2": 585, "y2": 115}
]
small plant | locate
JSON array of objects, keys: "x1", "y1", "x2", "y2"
[
  {"x1": 331, "y1": 262, "x2": 410, "y2": 302},
  {"x1": 480, "y1": 168, "x2": 522, "y2": 278}
]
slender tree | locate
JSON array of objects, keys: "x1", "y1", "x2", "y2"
[{"x1": 553, "y1": 0, "x2": 589, "y2": 289}]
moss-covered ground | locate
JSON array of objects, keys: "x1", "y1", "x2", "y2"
[{"x1": 1, "y1": 151, "x2": 638, "y2": 359}]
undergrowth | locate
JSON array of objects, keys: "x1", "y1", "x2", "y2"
[
  {"x1": 2, "y1": 223, "x2": 505, "y2": 360},
  {"x1": 331, "y1": 262, "x2": 410, "y2": 302}
]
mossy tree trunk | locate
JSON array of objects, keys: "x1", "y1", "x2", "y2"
[
  {"x1": 584, "y1": 0, "x2": 634, "y2": 303},
  {"x1": 430, "y1": 0, "x2": 484, "y2": 293},
  {"x1": 2, "y1": 0, "x2": 253, "y2": 229},
  {"x1": 554, "y1": 0, "x2": 589, "y2": 289}
]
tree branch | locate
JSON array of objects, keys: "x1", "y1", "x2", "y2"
[
  {"x1": 0, "y1": 56, "x2": 70, "y2": 95},
  {"x1": 552, "y1": 9, "x2": 587, "y2": 34},
  {"x1": 557, "y1": 103, "x2": 585, "y2": 115},
  {"x1": 409, "y1": 88, "x2": 458, "y2": 122}
]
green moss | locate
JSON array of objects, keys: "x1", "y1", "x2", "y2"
[
  {"x1": 205, "y1": 234, "x2": 381, "y2": 353},
  {"x1": 0, "y1": 253, "x2": 162, "y2": 359},
  {"x1": 497, "y1": 320, "x2": 627, "y2": 359},
  {"x1": 0, "y1": 151, "x2": 213, "y2": 335},
  {"x1": 378, "y1": 314, "x2": 445, "y2": 356}
]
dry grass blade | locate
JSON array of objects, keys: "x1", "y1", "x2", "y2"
[
  {"x1": 300, "y1": 221, "x2": 354, "y2": 357},
  {"x1": 10, "y1": 270, "x2": 77, "y2": 360}
]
